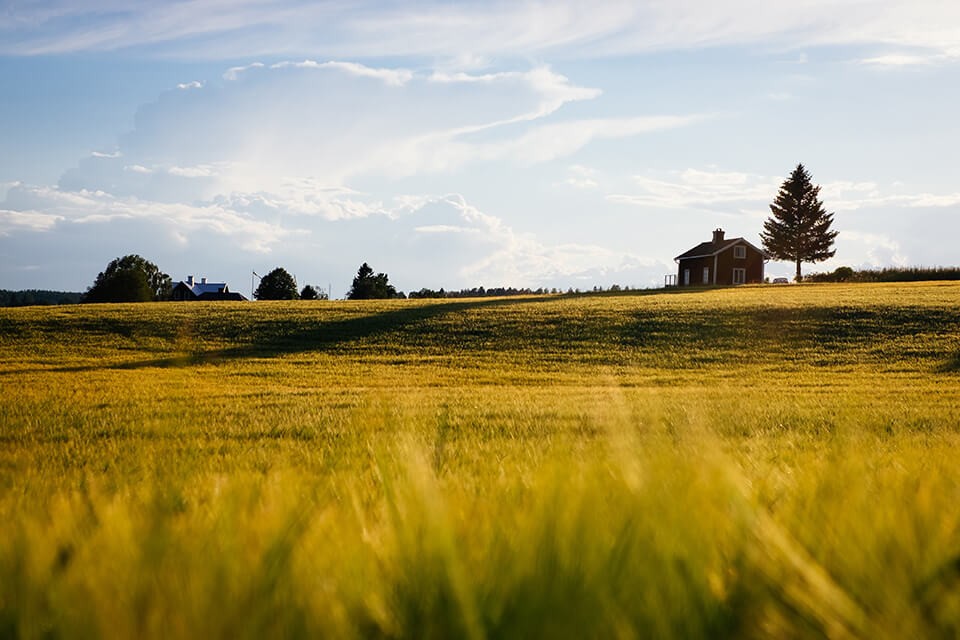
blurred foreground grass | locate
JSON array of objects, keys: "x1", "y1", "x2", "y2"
[{"x1": 2, "y1": 282, "x2": 960, "y2": 638}]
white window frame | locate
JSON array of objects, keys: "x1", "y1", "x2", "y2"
[
  {"x1": 734, "y1": 245, "x2": 746, "y2": 259},
  {"x1": 702, "y1": 267, "x2": 710, "y2": 284},
  {"x1": 732, "y1": 268, "x2": 746, "y2": 285}
]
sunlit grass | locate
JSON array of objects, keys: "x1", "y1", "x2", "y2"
[{"x1": 2, "y1": 282, "x2": 960, "y2": 637}]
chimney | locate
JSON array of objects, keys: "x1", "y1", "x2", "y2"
[
  {"x1": 713, "y1": 228, "x2": 725, "y2": 244},
  {"x1": 201, "y1": 277, "x2": 207, "y2": 284},
  {"x1": 187, "y1": 275, "x2": 194, "y2": 286}
]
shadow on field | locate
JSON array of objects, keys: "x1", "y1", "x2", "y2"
[
  {"x1": 30, "y1": 297, "x2": 550, "y2": 373},
  {"x1": 8, "y1": 290, "x2": 960, "y2": 375},
  {"x1": 937, "y1": 353, "x2": 960, "y2": 373}
]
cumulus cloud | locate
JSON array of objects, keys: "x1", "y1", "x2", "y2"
[
  {"x1": 0, "y1": 209, "x2": 64, "y2": 235},
  {"x1": 835, "y1": 231, "x2": 909, "y2": 268},
  {"x1": 56, "y1": 60, "x2": 686, "y2": 196},
  {"x1": 0, "y1": 180, "x2": 670, "y2": 291},
  {"x1": 176, "y1": 80, "x2": 203, "y2": 90},
  {"x1": 0, "y1": 182, "x2": 291, "y2": 253},
  {"x1": 385, "y1": 194, "x2": 668, "y2": 288}
]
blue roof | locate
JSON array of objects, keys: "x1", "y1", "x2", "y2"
[{"x1": 188, "y1": 282, "x2": 227, "y2": 295}]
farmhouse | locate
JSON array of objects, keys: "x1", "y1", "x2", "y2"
[
  {"x1": 674, "y1": 229, "x2": 768, "y2": 286},
  {"x1": 171, "y1": 275, "x2": 246, "y2": 301}
]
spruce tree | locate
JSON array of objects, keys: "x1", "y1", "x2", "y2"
[
  {"x1": 762, "y1": 164, "x2": 838, "y2": 282},
  {"x1": 347, "y1": 262, "x2": 397, "y2": 299}
]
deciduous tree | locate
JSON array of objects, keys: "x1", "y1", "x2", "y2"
[
  {"x1": 254, "y1": 267, "x2": 299, "y2": 300},
  {"x1": 84, "y1": 255, "x2": 171, "y2": 303}
]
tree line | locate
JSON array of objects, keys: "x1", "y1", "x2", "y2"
[
  {"x1": 0, "y1": 290, "x2": 83, "y2": 307},
  {"x1": 806, "y1": 266, "x2": 960, "y2": 283}
]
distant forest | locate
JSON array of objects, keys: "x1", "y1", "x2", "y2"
[
  {"x1": 806, "y1": 267, "x2": 960, "y2": 283},
  {"x1": 0, "y1": 290, "x2": 82, "y2": 307}
]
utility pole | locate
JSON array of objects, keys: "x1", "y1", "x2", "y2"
[{"x1": 251, "y1": 270, "x2": 260, "y2": 299}]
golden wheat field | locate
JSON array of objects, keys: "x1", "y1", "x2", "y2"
[{"x1": 2, "y1": 282, "x2": 960, "y2": 638}]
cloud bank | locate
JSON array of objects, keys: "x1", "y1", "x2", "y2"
[{"x1": 0, "y1": 59, "x2": 689, "y2": 291}]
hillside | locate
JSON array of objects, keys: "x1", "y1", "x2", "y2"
[{"x1": 2, "y1": 283, "x2": 960, "y2": 638}]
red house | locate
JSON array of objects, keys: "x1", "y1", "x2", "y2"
[{"x1": 674, "y1": 229, "x2": 768, "y2": 286}]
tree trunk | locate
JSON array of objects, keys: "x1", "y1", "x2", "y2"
[{"x1": 795, "y1": 260, "x2": 802, "y2": 283}]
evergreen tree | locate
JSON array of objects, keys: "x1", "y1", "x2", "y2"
[
  {"x1": 84, "y1": 255, "x2": 171, "y2": 303},
  {"x1": 254, "y1": 267, "x2": 299, "y2": 300},
  {"x1": 762, "y1": 164, "x2": 838, "y2": 282},
  {"x1": 300, "y1": 284, "x2": 319, "y2": 300},
  {"x1": 347, "y1": 262, "x2": 397, "y2": 299}
]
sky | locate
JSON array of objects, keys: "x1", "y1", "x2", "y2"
[{"x1": 2, "y1": 1, "x2": 959, "y2": 297}]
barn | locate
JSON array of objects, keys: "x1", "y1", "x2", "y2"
[{"x1": 674, "y1": 229, "x2": 768, "y2": 286}]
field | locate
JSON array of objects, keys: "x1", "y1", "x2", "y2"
[{"x1": 2, "y1": 282, "x2": 960, "y2": 638}]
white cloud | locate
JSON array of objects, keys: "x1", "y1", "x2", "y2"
[
  {"x1": 610, "y1": 169, "x2": 960, "y2": 215},
  {"x1": 0, "y1": 209, "x2": 64, "y2": 235},
  {"x1": 167, "y1": 164, "x2": 218, "y2": 178},
  {"x1": 0, "y1": 183, "x2": 291, "y2": 253},
  {"x1": 271, "y1": 60, "x2": 414, "y2": 86},
  {"x1": 482, "y1": 115, "x2": 705, "y2": 167},
  {"x1": 91, "y1": 150, "x2": 121, "y2": 158},
  {"x1": 836, "y1": 230, "x2": 909, "y2": 268},
  {"x1": 422, "y1": 194, "x2": 665, "y2": 287},
  {"x1": 124, "y1": 164, "x2": 153, "y2": 174},
  {"x1": 223, "y1": 62, "x2": 264, "y2": 81},
  {"x1": 414, "y1": 224, "x2": 478, "y2": 234},
  {"x1": 821, "y1": 181, "x2": 960, "y2": 211},
  {"x1": 609, "y1": 168, "x2": 779, "y2": 210},
  {"x1": 215, "y1": 184, "x2": 389, "y2": 222},
  {"x1": 857, "y1": 48, "x2": 960, "y2": 67},
  {"x1": 563, "y1": 165, "x2": 600, "y2": 189},
  {"x1": 176, "y1": 80, "x2": 203, "y2": 90}
]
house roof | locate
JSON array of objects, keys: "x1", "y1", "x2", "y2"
[
  {"x1": 674, "y1": 237, "x2": 769, "y2": 261},
  {"x1": 173, "y1": 281, "x2": 228, "y2": 297}
]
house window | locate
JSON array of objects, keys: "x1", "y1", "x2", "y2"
[
  {"x1": 734, "y1": 245, "x2": 746, "y2": 259},
  {"x1": 733, "y1": 268, "x2": 746, "y2": 284},
  {"x1": 703, "y1": 267, "x2": 710, "y2": 284}
]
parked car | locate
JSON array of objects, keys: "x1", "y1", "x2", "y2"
[{"x1": 772, "y1": 277, "x2": 790, "y2": 284}]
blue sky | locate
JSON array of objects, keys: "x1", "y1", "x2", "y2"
[{"x1": 2, "y1": 1, "x2": 959, "y2": 296}]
